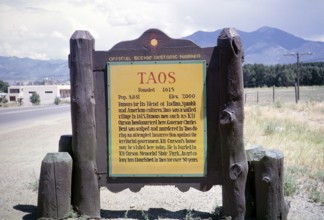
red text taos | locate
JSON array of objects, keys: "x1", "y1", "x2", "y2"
[{"x1": 137, "y1": 71, "x2": 176, "y2": 84}]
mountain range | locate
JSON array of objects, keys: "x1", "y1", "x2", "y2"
[
  {"x1": 1, "y1": 26, "x2": 324, "y2": 82},
  {"x1": 0, "y1": 56, "x2": 68, "y2": 83},
  {"x1": 184, "y1": 26, "x2": 324, "y2": 64}
]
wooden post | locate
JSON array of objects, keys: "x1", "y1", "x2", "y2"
[
  {"x1": 218, "y1": 28, "x2": 248, "y2": 219},
  {"x1": 273, "y1": 85, "x2": 275, "y2": 103},
  {"x1": 257, "y1": 91, "x2": 259, "y2": 104},
  {"x1": 69, "y1": 30, "x2": 100, "y2": 217},
  {"x1": 246, "y1": 147, "x2": 289, "y2": 219},
  {"x1": 59, "y1": 135, "x2": 73, "y2": 156},
  {"x1": 37, "y1": 152, "x2": 72, "y2": 219},
  {"x1": 245, "y1": 146, "x2": 264, "y2": 218},
  {"x1": 294, "y1": 83, "x2": 298, "y2": 103}
]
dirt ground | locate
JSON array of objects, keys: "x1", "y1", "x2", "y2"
[{"x1": 0, "y1": 107, "x2": 323, "y2": 219}]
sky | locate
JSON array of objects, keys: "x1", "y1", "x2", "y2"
[{"x1": 0, "y1": 0, "x2": 323, "y2": 60}]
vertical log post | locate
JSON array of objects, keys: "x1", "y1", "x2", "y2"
[
  {"x1": 246, "y1": 147, "x2": 289, "y2": 219},
  {"x1": 257, "y1": 91, "x2": 259, "y2": 104},
  {"x1": 59, "y1": 134, "x2": 73, "y2": 156},
  {"x1": 37, "y1": 152, "x2": 72, "y2": 219},
  {"x1": 218, "y1": 28, "x2": 248, "y2": 219},
  {"x1": 69, "y1": 30, "x2": 100, "y2": 217},
  {"x1": 294, "y1": 83, "x2": 298, "y2": 103},
  {"x1": 273, "y1": 85, "x2": 275, "y2": 103},
  {"x1": 245, "y1": 146, "x2": 263, "y2": 218}
]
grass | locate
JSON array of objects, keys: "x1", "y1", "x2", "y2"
[{"x1": 244, "y1": 87, "x2": 324, "y2": 204}]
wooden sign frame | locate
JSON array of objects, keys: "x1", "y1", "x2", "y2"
[{"x1": 69, "y1": 28, "x2": 247, "y2": 219}]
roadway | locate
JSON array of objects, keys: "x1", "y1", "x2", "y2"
[
  {"x1": 0, "y1": 104, "x2": 71, "y2": 128},
  {"x1": 0, "y1": 104, "x2": 72, "y2": 219}
]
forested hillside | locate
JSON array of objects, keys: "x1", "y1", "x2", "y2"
[{"x1": 243, "y1": 62, "x2": 324, "y2": 87}]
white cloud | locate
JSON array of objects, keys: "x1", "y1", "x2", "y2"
[
  {"x1": 0, "y1": 0, "x2": 323, "y2": 59},
  {"x1": 50, "y1": 31, "x2": 66, "y2": 40}
]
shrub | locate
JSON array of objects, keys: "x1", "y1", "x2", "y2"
[
  {"x1": 0, "y1": 97, "x2": 8, "y2": 103},
  {"x1": 54, "y1": 96, "x2": 61, "y2": 105},
  {"x1": 309, "y1": 184, "x2": 324, "y2": 204},
  {"x1": 274, "y1": 100, "x2": 282, "y2": 108},
  {"x1": 30, "y1": 92, "x2": 40, "y2": 105},
  {"x1": 284, "y1": 171, "x2": 298, "y2": 196}
]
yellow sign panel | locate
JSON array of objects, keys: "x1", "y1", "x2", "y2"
[{"x1": 107, "y1": 61, "x2": 207, "y2": 177}]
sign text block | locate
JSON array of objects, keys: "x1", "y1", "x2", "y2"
[{"x1": 107, "y1": 61, "x2": 207, "y2": 177}]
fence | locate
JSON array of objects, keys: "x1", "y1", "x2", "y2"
[{"x1": 244, "y1": 86, "x2": 324, "y2": 105}]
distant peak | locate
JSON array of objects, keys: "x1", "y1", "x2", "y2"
[{"x1": 256, "y1": 26, "x2": 279, "y2": 33}]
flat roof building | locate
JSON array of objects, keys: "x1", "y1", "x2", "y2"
[{"x1": 7, "y1": 85, "x2": 70, "y2": 106}]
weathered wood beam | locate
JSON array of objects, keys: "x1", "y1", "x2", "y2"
[
  {"x1": 69, "y1": 30, "x2": 100, "y2": 217},
  {"x1": 246, "y1": 147, "x2": 289, "y2": 219},
  {"x1": 37, "y1": 152, "x2": 72, "y2": 219},
  {"x1": 59, "y1": 134, "x2": 72, "y2": 156},
  {"x1": 218, "y1": 28, "x2": 248, "y2": 220}
]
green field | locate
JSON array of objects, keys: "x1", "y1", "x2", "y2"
[{"x1": 244, "y1": 86, "x2": 324, "y2": 204}]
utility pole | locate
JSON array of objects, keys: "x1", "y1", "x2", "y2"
[{"x1": 284, "y1": 52, "x2": 312, "y2": 102}]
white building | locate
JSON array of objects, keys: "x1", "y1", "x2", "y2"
[{"x1": 7, "y1": 85, "x2": 70, "y2": 106}]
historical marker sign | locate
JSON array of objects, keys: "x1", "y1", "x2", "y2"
[
  {"x1": 68, "y1": 28, "x2": 249, "y2": 219},
  {"x1": 107, "y1": 60, "x2": 207, "y2": 177}
]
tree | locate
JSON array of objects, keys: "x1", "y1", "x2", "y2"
[
  {"x1": 243, "y1": 62, "x2": 324, "y2": 88},
  {"x1": 54, "y1": 96, "x2": 61, "y2": 105},
  {"x1": 0, "y1": 96, "x2": 8, "y2": 104},
  {"x1": 30, "y1": 92, "x2": 40, "y2": 105},
  {"x1": 0, "y1": 80, "x2": 9, "y2": 93}
]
